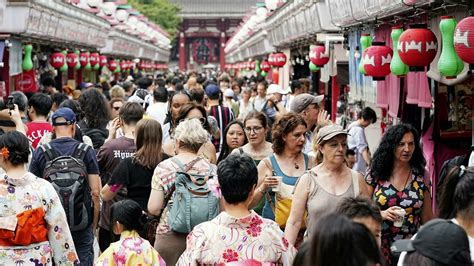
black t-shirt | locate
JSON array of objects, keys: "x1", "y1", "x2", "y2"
[{"x1": 108, "y1": 154, "x2": 169, "y2": 211}]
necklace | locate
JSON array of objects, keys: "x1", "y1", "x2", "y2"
[{"x1": 294, "y1": 162, "x2": 299, "y2": 169}]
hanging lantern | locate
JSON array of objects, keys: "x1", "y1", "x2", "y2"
[
  {"x1": 99, "y1": 55, "x2": 108, "y2": 67},
  {"x1": 309, "y1": 45, "x2": 330, "y2": 67},
  {"x1": 272, "y1": 52, "x2": 287, "y2": 68},
  {"x1": 390, "y1": 26, "x2": 409, "y2": 77},
  {"x1": 454, "y1": 16, "x2": 474, "y2": 68},
  {"x1": 120, "y1": 60, "x2": 128, "y2": 70},
  {"x1": 260, "y1": 60, "x2": 271, "y2": 72},
  {"x1": 255, "y1": 60, "x2": 261, "y2": 73},
  {"x1": 358, "y1": 34, "x2": 372, "y2": 75},
  {"x1": 85, "y1": 52, "x2": 92, "y2": 70},
  {"x1": 22, "y1": 44, "x2": 33, "y2": 71},
  {"x1": 50, "y1": 51, "x2": 65, "y2": 69},
  {"x1": 265, "y1": 0, "x2": 278, "y2": 11},
  {"x1": 115, "y1": 60, "x2": 121, "y2": 73},
  {"x1": 438, "y1": 16, "x2": 464, "y2": 79},
  {"x1": 74, "y1": 50, "x2": 81, "y2": 70},
  {"x1": 67, "y1": 52, "x2": 79, "y2": 68},
  {"x1": 309, "y1": 62, "x2": 320, "y2": 72},
  {"x1": 398, "y1": 24, "x2": 437, "y2": 71},
  {"x1": 108, "y1": 59, "x2": 117, "y2": 72},
  {"x1": 60, "y1": 50, "x2": 68, "y2": 72},
  {"x1": 272, "y1": 68, "x2": 279, "y2": 83},
  {"x1": 249, "y1": 61, "x2": 256, "y2": 70},
  {"x1": 89, "y1": 53, "x2": 99, "y2": 67},
  {"x1": 268, "y1": 53, "x2": 276, "y2": 67},
  {"x1": 261, "y1": 71, "x2": 268, "y2": 77},
  {"x1": 363, "y1": 42, "x2": 393, "y2": 81},
  {"x1": 79, "y1": 52, "x2": 89, "y2": 67}
]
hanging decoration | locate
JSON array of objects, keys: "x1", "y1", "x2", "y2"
[
  {"x1": 438, "y1": 16, "x2": 464, "y2": 79},
  {"x1": 60, "y1": 50, "x2": 68, "y2": 72},
  {"x1": 74, "y1": 50, "x2": 81, "y2": 70},
  {"x1": 85, "y1": 52, "x2": 92, "y2": 71},
  {"x1": 398, "y1": 24, "x2": 437, "y2": 71},
  {"x1": 309, "y1": 62, "x2": 320, "y2": 72},
  {"x1": 363, "y1": 42, "x2": 393, "y2": 81},
  {"x1": 272, "y1": 68, "x2": 279, "y2": 83},
  {"x1": 108, "y1": 59, "x2": 117, "y2": 72},
  {"x1": 260, "y1": 60, "x2": 271, "y2": 72},
  {"x1": 255, "y1": 60, "x2": 261, "y2": 73},
  {"x1": 249, "y1": 61, "x2": 256, "y2": 70},
  {"x1": 454, "y1": 16, "x2": 474, "y2": 69},
  {"x1": 99, "y1": 55, "x2": 108, "y2": 68},
  {"x1": 22, "y1": 44, "x2": 33, "y2": 71},
  {"x1": 261, "y1": 71, "x2": 268, "y2": 77},
  {"x1": 268, "y1": 53, "x2": 276, "y2": 67},
  {"x1": 390, "y1": 26, "x2": 409, "y2": 76},
  {"x1": 309, "y1": 45, "x2": 330, "y2": 67},
  {"x1": 50, "y1": 51, "x2": 65, "y2": 69},
  {"x1": 115, "y1": 60, "x2": 121, "y2": 73},
  {"x1": 120, "y1": 60, "x2": 128, "y2": 71},
  {"x1": 358, "y1": 34, "x2": 372, "y2": 75},
  {"x1": 79, "y1": 52, "x2": 89, "y2": 67},
  {"x1": 272, "y1": 52, "x2": 287, "y2": 68},
  {"x1": 67, "y1": 51, "x2": 79, "y2": 68},
  {"x1": 89, "y1": 53, "x2": 99, "y2": 67}
]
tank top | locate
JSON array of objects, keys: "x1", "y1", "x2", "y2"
[
  {"x1": 305, "y1": 169, "x2": 360, "y2": 235},
  {"x1": 262, "y1": 153, "x2": 309, "y2": 220}
]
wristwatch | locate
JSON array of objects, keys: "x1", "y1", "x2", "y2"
[{"x1": 257, "y1": 186, "x2": 266, "y2": 195}]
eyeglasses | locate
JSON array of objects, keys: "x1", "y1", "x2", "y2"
[
  {"x1": 244, "y1": 126, "x2": 263, "y2": 134},
  {"x1": 179, "y1": 117, "x2": 207, "y2": 125}
]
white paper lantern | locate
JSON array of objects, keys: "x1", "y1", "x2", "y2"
[
  {"x1": 265, "y1": 0, "x2": 278, "y2": 11},
  {"x1": 87, "y1": 0, "x2": 102, "y2": 8},
  {"x1": 101, "y1": 1, "x2": 116, "y2": 16},
  {"x1": 256, "y1": 6, "x2": 267, "y2": 19},
  {"x1": 115, "y1": 9, "x2": 129, "y2": 22}
]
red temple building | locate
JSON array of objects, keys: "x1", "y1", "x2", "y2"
[{"x1": 170, "y1": 0, "x2": 258, "y2": 71}]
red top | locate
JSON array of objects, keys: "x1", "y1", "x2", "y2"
[{"x1": 26, "y1": 121, "x2": 53, "y2": 149}]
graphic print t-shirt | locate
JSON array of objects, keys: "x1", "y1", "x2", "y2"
[{"x1": 26, "y1": 121, "x2": 53, "y2": 149}]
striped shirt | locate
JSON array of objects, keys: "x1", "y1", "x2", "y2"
[{"x1": 209, "y1": 105, "x2": 235, "y2": 153}]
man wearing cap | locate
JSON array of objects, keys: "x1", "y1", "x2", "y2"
[
  {"x1": 223, "y1": 88, "x2": 239, "y2": 118},
  {"x1": 30, "y1": 107, "x2": 101, "y2": 266},
  {"x1": 285, "y1": 80, "x2": 305, "y2": 111},
  {"x1": 206, "y1": 84, "x2": 235, "y2": 152},
  {"x1": 290, "y1": 93, "x2": 331, "y2": 154},
  {"x1": 264, "y1": 84, "x2": 289, "y2": 122}
]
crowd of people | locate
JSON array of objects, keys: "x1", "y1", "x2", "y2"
[{"x1": 0, "y1": 72, "x2": 472, "y2": 266}]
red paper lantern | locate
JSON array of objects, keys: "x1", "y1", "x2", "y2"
[
  {"x1": 398, "y1": 24, "x2": 437, "y2": 70},
  {"x1": 66, "y1": 52, "x2": 78, "y2": 68},
  {"x1": 260, "y1": 61, "x2": 271, "y2": 72},
  {"x1": 79, "y1": 52, "x2": 89, "y2": 67},
  {"x1": 309, "y1": 45, "x2": 330, "y2": 67},
  {"x1": 454, "y1": 16, "x2": 474, "y2": 65},
  {"x1": 363, "y1": 42, "x2": 393, "y2": 81},
  {"x1": 89, "y1": 53, "x2": 99, "y2": 67},
  {"x1": 50, "y1": 52, "x2": 65, "y2": 69},
  {"x1": 249, "y1": 61, "x2": 256, "y2": 70},
  {"x1": 108, "y1": 60, "x2": 117, "y2": 71},
  {"x1": 120, "y1": 60, "x2": 127, "y2": 70},
  {"x1": 268, "y1": 53, "x2": 276, "y2": 66},
  {"x1": 99, "y1": 55, "x2": 108, "y2": 67},
  {"x1": 272, "y1": 52, "x2": 287, "y2": 68}
]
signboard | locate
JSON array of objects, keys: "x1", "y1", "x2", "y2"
[{"x1": 12, "y1": 70, "x2": 38, "y2": 93}]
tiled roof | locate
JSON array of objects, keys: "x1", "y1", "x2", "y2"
[{"x1": 170, "y1": 0, "x2": 259, "y2": 18}]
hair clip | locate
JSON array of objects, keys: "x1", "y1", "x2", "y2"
[
  {"x1": 459, "y1": 165, "x2": 466, "y2": 177},
  {"x1": 1, "y1": 147, "x2": 9, "y2": 159}
]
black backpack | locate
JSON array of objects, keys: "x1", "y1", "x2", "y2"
[{"x1": 41, "y1": 143, "x2": 92, "y2": 232}]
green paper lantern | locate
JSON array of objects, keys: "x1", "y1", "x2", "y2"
[
  {"x1": 115, "y1": 60, "x2": 121, "y2": 73},
  {"x1": 309, "y1": 62, "x2": 320, "y2": 72},
  {"x1": 22, "y1": 44, "x2": 33, "y2": 71},
  {"x1": 60, "y1": 50, "x2": 68, "y2": 72},
  {"x1": 255, "y1": 60, "x2": 261, "y2": 73},
  {"x1": 438, "y1": 16, "x2": 464, "y2": 78},
  {"x1": 93, "y1": 62, "x2": 100, "y2": 71},
  {"x1": 74, "y1": 50, "x2": 81, "y2": 70},
  {"x1": 358, "y1": 34, "x2": 372, "y2": 74},
  {"x1": 390, "y1": 27, "x2": 409, "y2": 76},
  {"x1": 85, "y1": 52, "x2": 92, "y2": 70},
  {"x1": 261, "y1": 71, "x2": 267, "y2": 77}
]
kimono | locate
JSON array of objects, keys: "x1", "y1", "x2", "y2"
[
  {"x1": 0, "y1": 172, "x2": 79, "y2": 265},
  {"x1": 96, "y1": 230, "x2": 165, "y2": 266},
  {"x1": 177, "y1": 211, "x2": 296, "y2": 265}
]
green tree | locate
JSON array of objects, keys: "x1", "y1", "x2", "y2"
[{"x1": 129, "y1": 0, "x2": 182, "y2": 38}]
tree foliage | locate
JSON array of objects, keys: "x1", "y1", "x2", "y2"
[{"x1": 129, "y1": 0, "x2": 182, "y2": 38}]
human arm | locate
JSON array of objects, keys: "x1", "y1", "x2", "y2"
[
  {"x1": 4, "y1": 104, "x2": 27, "y2": 135},
  {"x1": 357, "y1": 172, "x2": 372, "y2": 198},
  {"x1": 148, "y1": 164, "x2": 169, "y2": 216},
  {"x1": 362, "y1": 148, "x2": 371, "y2": 167},
  {"x1": 421, "y1": 190, "x2": 433, "y2": 224},
  {"x1": 88, "y1": 174, "x2": 101, "y2": 230},
  {"x1": 200, "y1": 141, "x2": 217, "y2": 164},
  {"x1": 249, "y1": 159, "x2": 279, "y2": 209},
  {"x1": 104, "y1": 117, "x2": 121, "y2": 143},
  {"x1": 100, "y1": 159, "x2": 129, "y2": 202},
  {"x1": 284, "y1": 173, "x2": 310, "y2": 246}
]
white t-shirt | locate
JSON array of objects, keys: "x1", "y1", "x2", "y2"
[{"x1": 146, "y1": 102, "x2": 168, "y2": 125}]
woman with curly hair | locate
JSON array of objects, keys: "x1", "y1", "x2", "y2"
[
  {"x1": 78, "y1": 88, "x2": 110, "y2": 150},
  {"x1": 366, "y1": 123, "x2": 432, "y2": 265}
]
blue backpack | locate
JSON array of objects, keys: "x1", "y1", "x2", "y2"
[{"x1": 167, "y1": 157, "x2": 219, "y2": 233}]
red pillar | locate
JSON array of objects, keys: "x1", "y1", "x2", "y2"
[
  {"x1": 178, "y1": 32, "x2": 186, "y2": 71},
  {"x1": 220, "y1": 32, "x2": 226, "y2": 70}
]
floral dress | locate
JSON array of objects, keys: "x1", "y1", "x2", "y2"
[
  {"x1": 0, "y1": 173, "x2": 79, "y2": 265},
  {"x1": 176, "y1": 211, "x2": 296, "y2": 265},
  {"x1": 96, "y1": 230, "x2": 165, "y2": 266},
  {"x1": 366, "y1": 172, "x2": 428, "y2": 265}
]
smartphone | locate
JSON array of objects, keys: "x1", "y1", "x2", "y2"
[{"x1": 6, "y1": 96, "x2": 14, "y2": 110}]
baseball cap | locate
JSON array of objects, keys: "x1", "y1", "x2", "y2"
[
  {"x1": 224, "y1": 88, "x2": 235, "y2": 98},
  {"x1": 267, "y1": 84, "x2": 291, "y2": 95},
  {"x1": 316, "y1": 124, "x2": 348, "y2": 145},
  {"x1": 205, "y1": 84, "x2": 220, "y2": 97},
  {"x1": 391, "y1": 219, "x2": 471, "y2": 265},
  {"x1": 52, "y1": 107, "x2": 76, "y2": 126},
  {"x1": 290, "y1": 93, "x2": 324, "y2": 113}
]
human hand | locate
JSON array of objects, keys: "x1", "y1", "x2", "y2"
[
  {"x1": 108, "y1": 117, "x2": 121, "y2": 139},
  {"x1": 317, "y1": 109, "x2": 331, "y2": 127},
  {"x1": 381, "y1": 206, "x2": 402, "y2": 222},
  {"x1": 9, "y1": 104, "x2": 22, "y2": 125},
  {"x1": 262, "y1": 175, "x2": 280, "y2": 190}
]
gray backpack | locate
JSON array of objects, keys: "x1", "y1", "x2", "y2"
[{"x1": 167, "y1": 157, "x2": 219, "y2": 233}]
